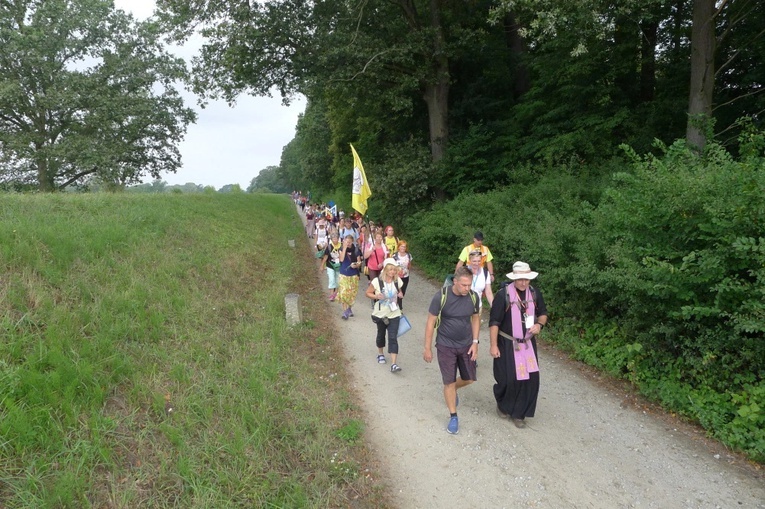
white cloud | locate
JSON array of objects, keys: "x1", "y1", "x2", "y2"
[{"x1": 113, "y1": 0, "x2": 305, "y2": 190}]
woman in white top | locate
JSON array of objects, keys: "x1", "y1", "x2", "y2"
[
  {"x1": 365, "y1": 259, "x2": 404, "y2": 372},
  {"x1": 468, "y1": 250, "x2": 493, "y2": 309},
  {"x1": 392, "y1": 240, "x2": 412, "y2": 310},
  {"x1": 314, "y1": 219, "x2": 329, "y2": 251}
]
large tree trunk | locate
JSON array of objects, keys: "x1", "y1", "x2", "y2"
[
  {"x1": 34, "y1": 144, "x2": 54, "y2": 192},
  {"x1": 37, "y1": 162, "x2": 52, "y2": 192},
  {"x1": 639, "y1": 19, "x2": 658, "y2": 103},
  {"x1": 505, "y1": 12, "x2": 529, "y2": 98},
  {"x1": 671, "y1": 0, "x2": 685, "y2": 54},
  {"x1": 424, "y1": 0, "x2": 449, "y2": 165},
  {"x1": 686, "y1": 0, "x2": 716, "y2": 151},
  {"x1": 423, "y1": 80, "x2": 449, "y2": 163},
  {"x1": 613, "y1": 15, "x2": 634, "y2": 101}
]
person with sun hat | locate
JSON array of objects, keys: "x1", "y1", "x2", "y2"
[{"x1": 489, "y1": 261, "x2": 548, "y2": 429}]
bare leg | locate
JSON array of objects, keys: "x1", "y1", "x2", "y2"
[
  {"x1": 444, "y1": 383, "x2": 458, "y2": 413},
  {"x1": 444, "y1": 379, "x2": 474, "y2": 413}
]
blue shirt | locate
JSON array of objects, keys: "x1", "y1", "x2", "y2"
[
  {"x1": 339, "y1": 227, "x2": 359, "y2": 241},
  {"x1": 339, "y1": 246, "x2": 361, "y2": 276}
]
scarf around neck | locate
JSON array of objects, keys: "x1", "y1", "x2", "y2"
[{"x1": 508, "y1": 285, "x2": 535, "y2": 340}]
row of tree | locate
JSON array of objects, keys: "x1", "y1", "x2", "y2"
[
  {"x1": 162, "y1": 0, "x2": 763, "y2": 211},
  {"x1": 4, "y1": 1, "x2": 761, "y2": 199},
  {"x1": 125, "y1": 180, "x2": 244, "y2": 194}
]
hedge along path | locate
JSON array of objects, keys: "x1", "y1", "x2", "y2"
[{"x1": 298, "y1": 206, "x2": 765, "y2": 508}]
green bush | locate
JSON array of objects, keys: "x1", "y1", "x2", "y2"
[
  {"x1": 408, "y1": 131, "x2": 765, "y2": 462},
  {"x1": 406, "y1": 163, "x2": 600, "y2": 301},
  {"x1": 579, "y1": 138, "x2": 765, "y2": 372},
  {"x1": 566, "y1": 137, "x2": 765, "y2": 461}
]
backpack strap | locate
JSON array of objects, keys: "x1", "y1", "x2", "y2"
[
  {"x1": 434, "y1": 287, "x2": 449, "y2": 331},
  {"x1": 376, "y1": 275, "x2": 399, "y2": 291},
  {"x1": 504, "y1": 284, "x2": 536, "y2": 313}
]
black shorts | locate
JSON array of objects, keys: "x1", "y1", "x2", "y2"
[{"x1": 436, "y1": 343, "x2": 477, "y2": 385}]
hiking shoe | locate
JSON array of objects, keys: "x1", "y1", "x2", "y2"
[
  {"x1": 447, "y1": 416, "x2": 459, "y2": 435},
  {"x1": 496, "y1": 407, "x2": 510, "y2": 420},
  {"x1": 390, "y1": 364, "x2": 401, "y2": 373},
  {"x1": 341, "y1": 309, "x2": 349, "y2": 320},
  {"x1": 377, "y1": 355, "x2": 386, "y2": 364},
  {"x1": 512, "y1": 418, "x2": 526, "y2": 429}
]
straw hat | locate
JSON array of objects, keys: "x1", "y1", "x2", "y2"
[{"x1": 506, "y1": 261, "x2": 539, "y2": 280}]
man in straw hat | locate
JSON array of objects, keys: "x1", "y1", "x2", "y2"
[{"x1": 488, "y1": 261, "x2": 548, "y2": 429}]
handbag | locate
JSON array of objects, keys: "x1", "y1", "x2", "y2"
[{"x1": 397, "y1": 314, "x2": 412, "y2": 336}]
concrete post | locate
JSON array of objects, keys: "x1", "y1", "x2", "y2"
[{"x1": 285, "y1": 293, "x2": 302, "y2": 326}]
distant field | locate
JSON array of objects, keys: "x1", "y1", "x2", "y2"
[{"x1": 0, "y1": 193, "x2": 385, "y2": 508}]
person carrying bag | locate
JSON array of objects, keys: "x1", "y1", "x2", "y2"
[{"x1": 365, "y1": 258, "x2": 405, "y2": 373}]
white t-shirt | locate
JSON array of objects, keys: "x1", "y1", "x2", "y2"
[
  {"x1": 393, "y1": 252, "x2": 412, "y2": 278},
  {"x1": 315, "y1": 227, "x2": 329, "y2": 249},
  {"x1": 470, "y1": 267, "x2": 491, "y2": 308}
]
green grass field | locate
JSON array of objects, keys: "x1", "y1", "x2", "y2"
[{"x1": 0, "y1": 193, "x2": 386, "y2": 508}]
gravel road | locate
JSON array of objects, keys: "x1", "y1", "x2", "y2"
[
  {"x1": 297, "y1": 205, "x2": 763, "y2": 508},
  {"x1": 321, "y1": 261, "x2": 764, "y2": 508}
]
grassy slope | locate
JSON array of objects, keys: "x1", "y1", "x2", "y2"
[{"x1": 0, "y1": 193, "x2": 387, "y2": 508}]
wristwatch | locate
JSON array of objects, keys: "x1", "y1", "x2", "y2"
[{"x1": 472, "y1": 339, "x2": 479, "y2": 344}]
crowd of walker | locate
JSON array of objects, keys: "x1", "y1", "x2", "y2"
[{"x1": 293, "y1": 191, "x2": 548, "y2": 435}]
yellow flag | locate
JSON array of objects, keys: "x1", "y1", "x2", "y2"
[{"x1": 351, "y1": 144, "x2": 372, "y2": 215}]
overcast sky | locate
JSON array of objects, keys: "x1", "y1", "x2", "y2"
[{"x1": 113, "y1": 0, "x2": 306, "y2": 190}]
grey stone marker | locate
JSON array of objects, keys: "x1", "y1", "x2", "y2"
[
  {"x1": 288, "y1": 239, "x2": 296, "y2": 248},
  {"x1": 285, "y1": 293, "x2": 302, "y2": 326}
]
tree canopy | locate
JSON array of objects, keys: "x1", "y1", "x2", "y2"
[
  {"x1": 162, "y1": 0, "x2": 763, "y2": 210},
  {"x1": 0, "y1": 0, "x2": 196, "y2": 191}
]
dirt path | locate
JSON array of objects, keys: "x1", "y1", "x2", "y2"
[{"x1": 301, "y1": 215, "x2": 764, "y2": 508}]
